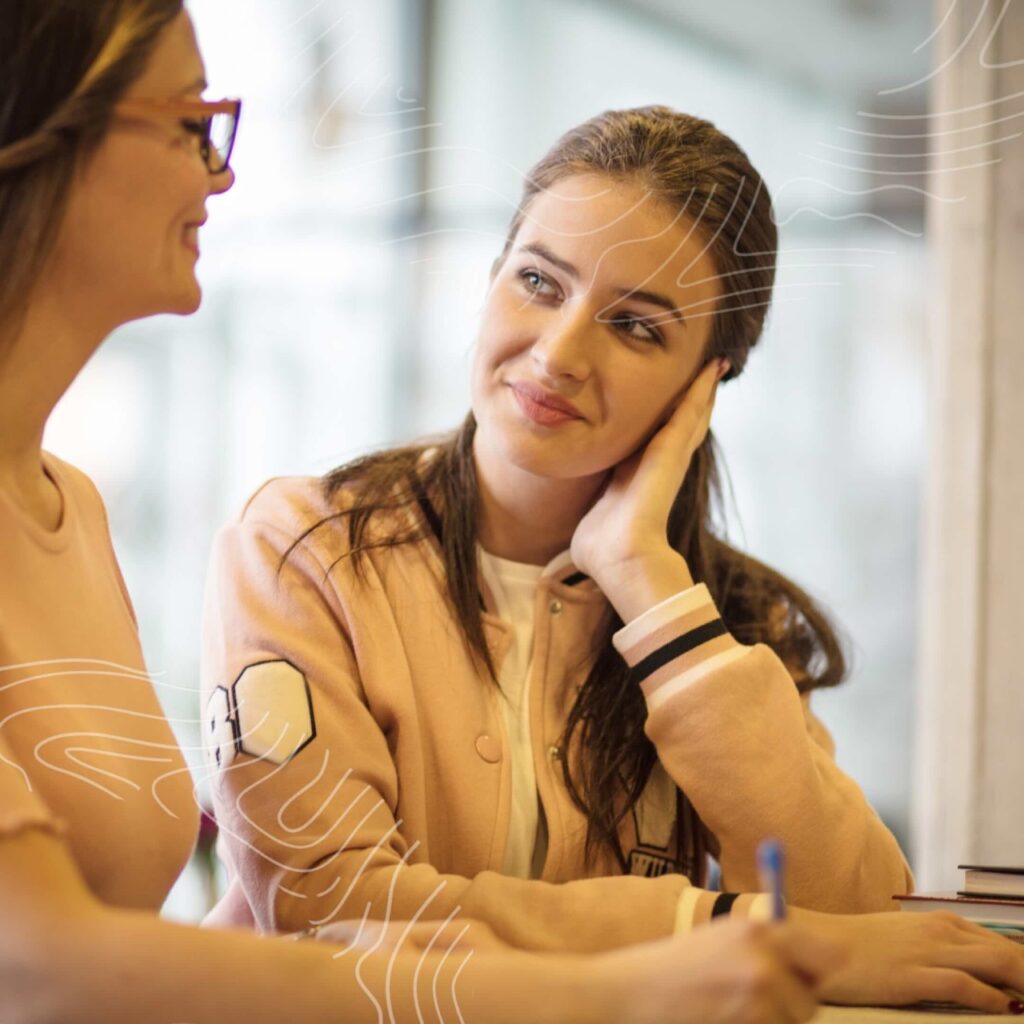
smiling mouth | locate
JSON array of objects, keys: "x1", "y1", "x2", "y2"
[{"x1": 508, "y1": 382, "x2": 583, "y2": 426}]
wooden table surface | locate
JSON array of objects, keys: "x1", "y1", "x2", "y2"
[{"x1": 814, "y1": 1006, "x2": 1019, "y2": 1021}]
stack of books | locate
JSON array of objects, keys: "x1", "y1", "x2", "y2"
[{"x1": 895, "y1": 865, "x2": 1024, "y2": 943}]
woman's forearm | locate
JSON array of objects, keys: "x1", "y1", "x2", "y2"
[{"x1": 31, "y1": 906, "x2": 602, "y2": 1024}]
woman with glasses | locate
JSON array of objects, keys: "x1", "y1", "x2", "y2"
[{"x1": 0, "y1": 2, "x2": 849, "y2": 1022}]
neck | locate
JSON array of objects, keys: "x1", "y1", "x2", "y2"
[
  {"x1": 0, "y1": 285, "x2": 110, "y2": 488},
  {"x1": 472, "y1": 430, "x2": 603, "y2": 566}
]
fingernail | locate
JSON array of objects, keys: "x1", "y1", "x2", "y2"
[
  {"x1": 716, "y1": 359, "x2": 731, "y2": 382},
  {"x1": 1008, "y1": 999, "x2": 1024, "y2": 1015}
]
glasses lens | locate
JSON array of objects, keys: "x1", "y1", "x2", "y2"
[{"x1": 208, "y1": 112, "x2": 236, "y2": 173}]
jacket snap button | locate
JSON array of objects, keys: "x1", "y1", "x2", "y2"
[
  {"x1": 549, "y1": 599, "x2": 562, "y2": 615},
  {"x1": 475, "y1": 734, "x2": 502, "y2": 764}
]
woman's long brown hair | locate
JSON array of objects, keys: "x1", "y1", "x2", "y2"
[
  {"x1": 298, "y1": 107, "x2": 848, "y2": 881},
  {"x1": 0, "y1": 0, "x2": 183, "y2": 339}
]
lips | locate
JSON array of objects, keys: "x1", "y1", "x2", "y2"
[
  {"x1": 183, "y1": 218, "x2": 205, "y2": 257},
  {"x1": 508, "y1": 381, "x2": 583, "y2": 426}
]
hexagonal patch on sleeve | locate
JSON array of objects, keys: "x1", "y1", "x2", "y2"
[
  {"x1": 206, "y1": 685, "x2": 239, "y2": 769},
  {"x1": 205, "y1": 661, "x2": 316, "y2": 770}
]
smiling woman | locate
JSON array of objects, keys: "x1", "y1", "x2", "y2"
[
  {"x1": 53, "y1": 18, "x2": 235, "y2": 324},
  {"x1": 472, "y1": 172, "x2": 723, "y2": 482},
  {"x1": 0, "y1": 4, "x2": 234, "y2": 339},
  {"x1": 203, "y1": 106, "x2": 899, "y2": 934},
  {"x1": 196, "y1": 106, "x2": 1024, "y2": 1015},
  {"x1": 0, "y1": 3, "x2": 858, "y2": 1023}
]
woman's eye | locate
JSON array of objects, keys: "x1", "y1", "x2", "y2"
[
  {"x1": 519, "y1": 268, "x2": 558, "y2": 298},
  {"x1": 610, "y1": 313, "x2": 663, "y2": 346},
  {"x1": 180, "y1": 118, "x2": 209, "y2": 138}
]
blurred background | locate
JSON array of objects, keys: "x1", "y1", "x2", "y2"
[{"x1": 44, "y1": 0, "x2": 936, "y2": 920}]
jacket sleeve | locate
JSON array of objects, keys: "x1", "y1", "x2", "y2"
[
  {"x1": 613, "y1": 583, "x2": 913, "y2": 914},
  {"x1": 201, "y1": 501, "x2": 720, "y2": 953}
]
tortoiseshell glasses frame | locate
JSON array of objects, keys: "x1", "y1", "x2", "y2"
[{"x1": 112, "y1": 97, "x2": 242, "y2": 174}]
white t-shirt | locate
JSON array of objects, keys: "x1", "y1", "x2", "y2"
[{"x1": 477, "y1": 546, "x2": 549, "y2": 879}]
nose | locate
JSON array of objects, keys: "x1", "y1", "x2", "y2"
[
  {"x1": 209, "y1": 165, "x2": 236, "y2": 196},
  {"x1": 531, "y1": 304, "x2": 591, "y2": 381}
]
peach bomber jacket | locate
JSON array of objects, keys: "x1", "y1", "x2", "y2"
[{"x1": 200, "y1": 476, "x2": 913, "y2": 953}]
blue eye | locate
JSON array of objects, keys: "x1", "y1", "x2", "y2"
[{"x1": 519, "y1": 268, "x2": 557, "y2": 297}]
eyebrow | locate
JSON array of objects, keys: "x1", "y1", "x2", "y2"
[{"x1": 517, "y1": 241, "x2": 688, "y2": 326}]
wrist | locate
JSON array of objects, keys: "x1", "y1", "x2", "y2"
[{"x1": 593, "y1": 550, "x2": 694, "y2": 623}]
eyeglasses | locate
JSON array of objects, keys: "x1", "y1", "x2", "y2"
[{"x1": 112, "y1": 98, "x2": 242, "y2": 174}]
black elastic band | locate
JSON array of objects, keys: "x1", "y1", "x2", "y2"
[
  {"x1": 711, "y1": 892, "x2": 739, "y2": 918},
  {"x1": 632, "y1": 619, "x2": 728, "y2": 682}
]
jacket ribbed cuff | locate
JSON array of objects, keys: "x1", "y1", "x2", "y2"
[
  {"x1": 613, "y1": 584, "x2": 748, "y2": 707},
  {"x1": 673, "y1": 885, "x2": 776, "y2": 931}
]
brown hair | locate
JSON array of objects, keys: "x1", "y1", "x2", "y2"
[
  {"x1": 0, "y1": 0, "x2": 183, "y2": 338},
  {"x1": 299, "y1": 106, "x2": 847, "y2": 880}
]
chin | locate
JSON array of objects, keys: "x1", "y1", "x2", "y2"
[
  {"x1": 166, "y1": 282, "x2": 203, "y2": 316},
  {"x1": 493, "y1": 432, "x2": 612, "y2": 482}
]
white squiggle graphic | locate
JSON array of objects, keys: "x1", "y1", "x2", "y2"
[
  {"x1": 978, "y1": 0, "x2": 1023, "y2": 70},
  {"x1": 916, "y1": 0, "x2": 960, "y2": 55},
  {"x1": 61, "y1": 748, "x2": 172, "y2": 791},
  {"x1": 200, "y1": 718, "x2": 486, "y2": 1024},
  {"x1": 772, "y1": 178, "x2": 964, "y2": 203},
  {"x1": 0, "y1": 666, "x2": 234, "y2": 816},
  {"x1": 286, "y1": 0, "x2": 325, "y2": 31},
  {"x1": 289, "y1": 8, "x2": 352, "y2": 65},
  {"x1": 0, "y1": 657, "x2": 207, "y2": 697},
  {"x1": 858, "y1": 89, "x2": 1024, "y2": 120},
  {"x1": 447, "y1": 948, "x2": 475, "y2": 1024},
  {"x1": 311, "y1": 829, "x2": 414, "y2": 926},
  {"x1": 775, "y1": 209, "x2": 925, "y2": 239},
  {"x1": 275, "y1": 756, "x2": 354, "y2": 833},
  {"x1": 194, "y1": 753, "x2": 388, "y2": 869},
  {"x1": 315, "y1": 873, "x2": 342, "y2": 899},
  {"x1": 31, "y1": 727, "x2": 180, "y2": 801},
  {"x1": 383, "y1": 880, "x2": 449, "y2": 1024},
  {"x1": 346, "y1": 845, "x2": 438, "y2": 1024},
  {"x1": 235, "y1": 762, "x2": 383, "y2": 854},
  {"x1": 432, "y1": 937, "x2": 473, "y2": 1024},
  {"x1": 878, "y1": 0, "x2": 994, "y2": 96},
  {"x1": 328, "y1": 901, "x2": 374, "y2": 959},
  {"x1": 410, "y1": 907, "x2": 467, "y2": 1024},
  {"x1": 1, "y1": 666, "x2": 159, "y2": 696},
  {"x1": 802, "y1": 153, "x2": 1001, "y2": 176},
  {"x1": 838, "y1": 108, "x2": 1023, "y2": 139},
  {"x1": 818, "y1": 131, "x2": 1021, "y2": 160}
]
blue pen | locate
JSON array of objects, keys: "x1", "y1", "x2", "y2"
[{"x1": 757, "y1": 839, "x2": 786, "y2": 921}]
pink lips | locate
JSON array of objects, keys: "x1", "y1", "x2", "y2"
[{"x1": 509, "y1": 381, "x2": 583, "y2": 426}]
